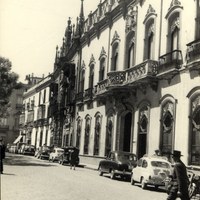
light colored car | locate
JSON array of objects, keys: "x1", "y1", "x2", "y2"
[
  {"x1": 131, "y1": 155, "x2": 172, "y2": 190},
  {"x1": 49, "y1": 147, "x2": 64, "y2": 162}
]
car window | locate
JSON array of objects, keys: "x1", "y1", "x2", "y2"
[
  {"x1": 117, "y1": 154, "x2": 136, "y2": 162},
  {"x1": 151, "y1": 161, "x2": 170, "y2": 168},
  {"x1": 110, "y1": 153, "x2": 115, "y2": 160},
  {"x1": 142, "y1": 160, "x2": 148, "y2": 168}
]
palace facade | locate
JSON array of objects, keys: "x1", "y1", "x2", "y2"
[{"x1": 20, "y1": 0, "x2": 200, "y2": 168}]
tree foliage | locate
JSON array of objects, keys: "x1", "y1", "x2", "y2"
[{"x1": 0, "y1": 56, "x2": 22, "y2": 116}]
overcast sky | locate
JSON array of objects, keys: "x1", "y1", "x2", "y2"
[{"x1": 0, "y1": 0, "x2": 100, "y2": 82}]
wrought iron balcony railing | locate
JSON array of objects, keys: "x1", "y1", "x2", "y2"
[{"x1": 76, "y1": 92, "x2": 84, "y2": 103}]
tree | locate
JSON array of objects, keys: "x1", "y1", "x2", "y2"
[{"x1": 0, "y1": 56, "x2": 22, "y2": 117}]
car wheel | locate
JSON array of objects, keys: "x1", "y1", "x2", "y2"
[
  {"x1": 110, "y1": 169, "x2": 116, "y2": 180},
  {"x1": 154, "y1": 185, "x2": 159, "y2": 190},
  {"x1": 131, "y1": 175, "x2": 135, "y2": 185},
  {"x1": 98, "y1": 166, "x2": 103, "y2": 176},
  {"x1": 141, "y1": 177, "x2": 147, "y2": 189}
]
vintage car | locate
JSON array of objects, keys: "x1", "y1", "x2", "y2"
[
  {"x1": 36, "y1": 146, "x2": 52, "y2": 160},
  {"x1": 98, "y1": 151, "x2": 137, "y2": 180},
  {"x1": 131, "y1": 155, "x2": 172, "y2": 190},
  {"x1": 49, "y1": 147, "x2": 64, "y2": 162},
  {"x1": 58, "y1": 147, "x2": 80, "y2": 165},
  {"x1": 21, "y1": 145, "x2": 35, "y2": 156}
]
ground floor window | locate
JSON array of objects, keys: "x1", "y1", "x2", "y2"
[
  {"x1": 105, "y1": 117, "x2": 113, "y2": 156},
  {"x1": 190, "y1": 95, "x2": 200, "y2": 165}
]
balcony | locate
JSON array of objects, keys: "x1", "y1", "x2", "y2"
[
  {"x1": 186, "y1": 39, "x2": 200, "y2": 72},
  {"x1": 84, "y1": 88, "x2": 93, "y2": 102},
  {"x1": 126, "y1": 60, "x2": 158, "y2": 85},
  {"x1": 76, "y1": 92, "x2": 84, "y2": 104},
  {"x1": 157, "y1": 50, "x2": 182, "y2": 80}
]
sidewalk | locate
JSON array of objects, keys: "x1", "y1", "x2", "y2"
[{"x1": 79, "y1": 163, "x2": 98, "y2": 171}]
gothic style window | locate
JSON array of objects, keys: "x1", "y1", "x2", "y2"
[
  {"x1": 76, "y1": 119, "x2": 82, "y2": 148},
  {"x1": 160, "y1": 99, "x2": 175, "y2": 158},
  {"x1": 125, "y1": 32, "x2": 135, "y2": 69},
  {"x1": 137, "y1": 105, "x2": 150, "y2": 158},
  {"x1": 80, "y1": 69, "x2": 85, "y2": 93},
  {"x1": 111, "y1": 43, "x2": 118, "y2": 71},
  {"x1": 189, "y1": 94, "x2": 200, "y2": 166},
  {"x1": 84, "y1": 116, "x2": 91, "y2": 154},
  {"x1": 99, "y1": 58, "x2": 105, "y2": 81},
  {"x1": 111, "y1": 31, "x2": 120, "y2": 71},
  {"x1": 105, "y1": 116, "x2": 113, "y2": 156},
  {"x1": 94, "y1": 113, "x2": 102, "y2": 155},
  {"x1": 89, "y1": 64, "x2": 94, "y2": 89},
  {"x1": 143, "y1": 5, "x2": 156, "y2": 60},
  {"x1": 144, "y1": 20, "x2": 155, "y2": 60}
]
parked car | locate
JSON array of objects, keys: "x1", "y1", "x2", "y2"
[
  {"x1": 98, "y1": 151, "x2": 137, "y2": 180},
  {"x1": 49, "y1": 147, "x2": 64, "y2": 162},
  {"x1": 21, "y1": 145, "x2": 35, "y2": 156},
  {"x1": 9, "y1": 144, "x2": 18, "y2": 154},
  {"x1": 131, "y1": 155, "x2": 172, "y2": 190},
  {"x1": 36, "y1": 146, "x2": 52, "y2": 160},
  {"x1": 58, "y1": 147, "x2": 80, "y2": 165}
]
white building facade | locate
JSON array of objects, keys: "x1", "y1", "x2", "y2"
[
  {"x1": 62, "y1": 0, "x2": 200, "y2": 167},
  {"x1": 19, "y1": 76, "x2": 52, "y2": 148}
]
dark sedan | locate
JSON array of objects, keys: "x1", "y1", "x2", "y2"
[
  {"x1": 98, "y1": 151, "x2": 137, "y2": 180},
  {"x1": 22, "y1": 145, "x2": 35, "y2": 156},
  {"x1": 58, "y1": 147, "x2": 79, "y2": 166}
]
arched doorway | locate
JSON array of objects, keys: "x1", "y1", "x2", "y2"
[{"x1": 123, "y1": 112, "x2": 132, "y2": 152}]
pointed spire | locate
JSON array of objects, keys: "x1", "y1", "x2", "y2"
[
  {"x1": 79, "y1": 0, "x2": 85, "y2": 36},
  {"x1": 55, "y1": 45, "x2": 59, "y2": 64}
]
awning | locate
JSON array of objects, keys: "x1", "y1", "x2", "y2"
[{"x1": 13, "y1": 135, "x2": 23, "y2": 144}]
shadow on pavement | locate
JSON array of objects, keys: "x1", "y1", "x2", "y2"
[{"x1": 4, "y1": 154, "x2": 56, "y2": 167}]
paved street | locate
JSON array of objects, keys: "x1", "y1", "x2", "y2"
[{"x1": 1, "y1": 154, "x2": 168, "y2": 200}]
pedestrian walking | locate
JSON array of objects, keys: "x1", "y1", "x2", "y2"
[
  {"x1": 69, "y1": 149, "x2": 77, "y2": 170},
  {"x1": 0, "y1": 137, "x2": 6, "y2": 174},
  {"x1": 167, "y1": 150, "x2": 190, "y2": 200}
]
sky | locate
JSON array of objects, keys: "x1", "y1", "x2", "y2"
[{"x1": 0, "y1": 0, "x2": 100, "y2": 82}]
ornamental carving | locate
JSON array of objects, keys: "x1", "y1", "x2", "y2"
[
  {"x1": 99, "y1": 47, "x2": 107, "y2": 60},
  {"x1": 192, "y1": 95, "x2": 200, "y2": 112},
  {"x1": 171, "y1": 17, "x2": 180, "y2": 33},
  {"x1": 169, "y1": 0, "x2": 181, "y2": 10},
  {"x1": 89, "y1": 54, "x2": 95, "y2": 65},
  {"x1": 111, "y1": 31, "x2": 120, "y2": 45},
  {"x1": 125, "y1": 6, "x2": 137, "y2": 33},
  {"x1": 146, "y1": 4, "x2": 156, "y2": 18}
]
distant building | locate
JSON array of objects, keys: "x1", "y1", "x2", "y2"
[{"x1": 19, "y1": 75, "x2": 52, "y2": 147}]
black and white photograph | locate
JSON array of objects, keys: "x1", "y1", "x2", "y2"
[{"x1": 0, "y1": 0, "x2": 200, "y2": 199}]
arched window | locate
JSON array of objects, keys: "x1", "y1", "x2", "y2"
[
  {"x1": 143, "y1": 5, "x2": 156, "y2": 60},
  {"x1": 111, "y1": 43, "x2": 119, "y2": 71},
  {"x1": 94, "y1": 113, "x2": 102, "y2": 155},
  {"x1": 137, "y1": 104, "x2": 150, "y2": 158},
  {"x1": 125, "y1": 31, "x2": 135, "y2": 69},
  {"x1": 160, "y1": 96, "x2": 176, "y2": 160},
  {"x1": 76, "y1": 118, "x2": 82, "y2": 148},
  {"x1": 111, "y1": 31, "x2": 120, "y2": 71},
  {"x1": 99, "y1": 58, "x2": 105, "y2": 81},
  {"x1": 105, "y1": 116, "x2": 113, "y2": 156},
  {"x1": 84, "y1": 116, "x2": 91, "y2": 154},
  {"x1": 89, "y1": 64, "x2": 94, "y2": 89},
  {"x1": 188, "y1": 92, "x2": 200, "y2": 166},
  {"x1": 144, "y1": 20, "x2": 155, "y2": 60}
]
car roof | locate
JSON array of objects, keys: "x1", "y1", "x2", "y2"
[
  {"x1": 111, "y1": 151, "x2": 137, "y2": 156},
  {"x1": 140, "y1": 155, "x2": 170, "y2": 163}
]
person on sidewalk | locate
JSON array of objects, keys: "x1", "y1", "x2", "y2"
[
  {"x1": 69, "y1": 149, "x2": 77, "y2": 170},
  {"x1": 167, "y1": 150, "x2": 190, "y2": 200},
  {"x1": 0, "y1": 137, "x2": 6, "y2": 174}
]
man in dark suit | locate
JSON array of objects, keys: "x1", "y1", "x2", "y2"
[
  {"x1": 0, "y1": 137, "x2": 6, "y2": 174},
  {"x1": 167, "y1": 150, "x2": 190, "y2": 200}
]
